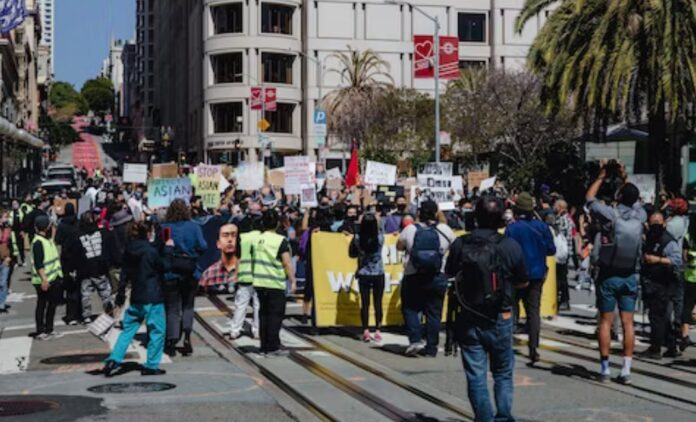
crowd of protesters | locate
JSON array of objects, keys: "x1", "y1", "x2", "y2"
[{"x1": 1, "y1": 159, "x2": 695, "y2": 421}]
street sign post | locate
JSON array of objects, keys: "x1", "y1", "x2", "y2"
[{"x1": 314, "y1": 108, "x2": 327, "y2": 145}]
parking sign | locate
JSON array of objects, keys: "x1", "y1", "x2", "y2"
[{"x1": 314, "y1": 109, "x2": 327, "y2": 137}]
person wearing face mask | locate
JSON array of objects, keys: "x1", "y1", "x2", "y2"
[
  {"x1": 128, "y1": 187, "x2": 146, "y2": 222},
  {"x1": 384, "y1": 196, "x2": 408, "y2": 234},
  {"x1": 641, "y1": 212, "x2": 683, "y2": 359}
]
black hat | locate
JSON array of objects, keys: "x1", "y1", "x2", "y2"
[{"x1": 35, "y1": 215, "x2": 50, "y2": 232}]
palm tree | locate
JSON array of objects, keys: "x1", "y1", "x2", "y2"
[
  {"x1": 323, "y1": 48, "x2": 394, "y2": 146},
  {"x1": 517, "y1": 0, "x2": 696, "y2": 191}
]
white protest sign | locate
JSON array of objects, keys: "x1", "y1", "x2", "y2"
[
  {"x1": 364, "y1": 160, "x2": 397, "y2": 186},
  {"x1": 417, "y1": 162, "x2": 455, "y2": 210},
  {"x1": 479, "y1": 176, "x2": 497, "y2": 192},
  {"x1": 235, "y1": 162, "x2": 265, "y2": 191},
  {"x1": 326, "y1": 167, "x2": 342, "y2": 180},
  {"x1": 195, "y1": 165, "x2": 221, "y2": 209},
  {"x1": 123, "y1": 163, "x2": 148, "y2": 184},
  {"x1": 301, "y1": 185, "x2": 318, "y2": 208},
  {"x1": 219, "y1": 174, "x2": 231, "y2": 193},
  {"x1": 285, "y1": 156, "x2": 314, "y2": 194},
  {"x1": 452, "y1": 176, "x2": 464, "y2": 193},
  {"x1": 628, "y1": 174, "x2": 656, "y2": 204}
]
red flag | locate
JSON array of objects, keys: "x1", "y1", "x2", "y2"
[{"x1": 345, "y1": 146, "x2": 360, "y2": 188}]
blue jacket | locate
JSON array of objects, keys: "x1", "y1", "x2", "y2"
[
  {"x1": 161, "y1": 220, "x2": 208, "y2": 280},
  {"x1": 505, "y1": 218, "x2": 556, "y2": 280},
  {"x1": 117, "y1": 239, "x2": 172, "y2": 306}
]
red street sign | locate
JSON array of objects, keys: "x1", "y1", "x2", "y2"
[
  {"x1": 250, "y1": 87, "x2": 277, "y2": 111},
  {"x1": 413, "y1": 35, "x2": 459, "y2": 80},
  {"x1": 265, "y1": 87, "x2": 277, "y2": 112},
  {"x1": 250, "y1": 87, "x2": 263, "y2": 110}
]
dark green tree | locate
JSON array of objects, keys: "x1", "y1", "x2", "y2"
[
  {"x1": 81, "y1": 77, "x2": 115, "y2": 114},
  {"x1": 49, "y1": 81, "x2": 88, "y2": 119}
]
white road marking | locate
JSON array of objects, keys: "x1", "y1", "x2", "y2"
[
  {"x1": 0, "y1": 336, "x2": 32, "y2": 374},
  {"x1": 5, "y1": 292, "x2": 36, "y2": 303}
]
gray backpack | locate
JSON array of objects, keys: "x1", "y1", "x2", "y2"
[{"x1": 597, "y1": 208, "x2": 643, "y2": 272}]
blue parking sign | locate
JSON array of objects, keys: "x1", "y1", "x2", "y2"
[{"x1": 314, "y1": 109, "x2": 327, "y2": 124}]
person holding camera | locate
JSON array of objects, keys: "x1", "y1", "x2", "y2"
[{"x1": 586, "y1": 160, "x2": 646, "y2": 384}]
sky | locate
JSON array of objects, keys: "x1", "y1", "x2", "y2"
[{"x1": 55, "y1": 0, "x2": 135, "y2": 90}]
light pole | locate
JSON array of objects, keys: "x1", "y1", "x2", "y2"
[
  {"x1": 295, "y1": 49, "x2": 329, "y2": 163},
  {"x1": 236, "y1": 73, "x2": 267, "y2": 162},
  {"x1": 385, "y1": 0, "x2": 441, "y2": 162}
]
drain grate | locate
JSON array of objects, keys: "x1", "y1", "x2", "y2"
[
  {"x1": 88, "y1": 382, "x2": 176, "y2": 394},
  {"x1": 0, "y1": 400, "x2": 58, "y2": 417}
]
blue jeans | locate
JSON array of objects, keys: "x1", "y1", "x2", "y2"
[
  {"x1": 460, "y1": 314, "x2": 515, "y2": 422},
  {"x1": 401, "y1": 273, "x2": 447, "y2": 354},
  {"x1": 0, "y1": 263, "x2": 9, "y2": 310},
  {"x1": 108, "y1": 303, "x2": 166, "y2": 370}
]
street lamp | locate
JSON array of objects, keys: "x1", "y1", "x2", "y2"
[{"x1": 385, "y1": 0, "x2": 441, "y2": 162}]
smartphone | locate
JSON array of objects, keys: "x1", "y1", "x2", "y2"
[{"x1": 162, "y1": 227, "x2": 171, "y2": 242}]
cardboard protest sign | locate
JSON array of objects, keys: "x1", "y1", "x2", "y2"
[
  {"x1": 151, "y1": 162, "x2": 179, "y2": 179},
  {"x1": 195, "y1": 165, "x2": 221, "y2": 209},
  {"x1": 326, "y1": 178, "x2": 343, "y2": 191},
  {"x1": 285, "y1": 156, "x2": 314, "y2": 194},
  {"x1": 147, "y1": 177, "x2": 192, "y2": 208},
  {"x1": 364, "y1": 161, "x2": 397, "y2": 186},
  {"x1": 123, "y1": 163, "x2": 148, "y2": 184},
  {"x1": 417, "y1": 162, "x2": 455, "y2": 210},
  {"x1": 267, "y1": 168, "x2": 285, "y2": 188},
  {"x1": 235, "y1": 162, "x2": 265, "y2": 191},
  {"x1": 467, "y1": 171, "x2": 489, "y2": 190}
]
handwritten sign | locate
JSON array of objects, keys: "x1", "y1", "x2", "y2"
[
  {"x1": 147, "y1": 178, "x2": 192, "y2": 208},
  {"x1": 236, "y1": 162, "x2": 265, "y2": 191},
  {"x1": 123, "y1": 163, "x2": 148, "y2": 184},
  {"x1": 285, "y1": 156, "x2": 314, "y2": 194},
  {"x1": 467, "y1": 171, "x2": 489, "y2": 190},
  {"x1": 364, "y1": 160, "x2": 397, "y2": 186},
  {"x1": 195, "y1": 165, "x2": 221, "y2": 209}
]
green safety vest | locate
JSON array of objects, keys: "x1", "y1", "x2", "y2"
[
  {"x1": 9, "y1": 209, "x2": 24, "y2": 227},
  {"x1": 238, "y1": 230, "x2": 261, "y2": 285},
  {"x1": 686, "y1": 250, "x2": 696, "y2": 284},
  {"x1": 31, "y1": 235, "x2": 63, "y2": 285},
  {"x1": 10, "y1": 231, "x2": 20, "y2": 257},
  {"x1": 20, "y1": 203, "x2": 33, "y2": 217},
  {"x1": 252, "y1": 231, "x2": 286, "y2": 290}
]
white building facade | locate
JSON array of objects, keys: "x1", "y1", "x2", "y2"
[
  {"x1": 202, "y1": 0, "x2": 550, "y2": 163},
  {"x1": 38, "y1": 0, "x2": 54, "y2": 74}
]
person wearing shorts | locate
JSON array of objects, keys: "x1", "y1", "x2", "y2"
[{"x1": 597, "y1": 275, "x2": 639, "y2": 314}]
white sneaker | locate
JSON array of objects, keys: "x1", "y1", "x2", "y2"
[
  {"x1": 589, "y1": 284, "x2": 595, "y2": 292},
  {"x1": 36, "y1": 333, "x2": 50, "y2": 341},
  {"x1": 47, "y1": 331, "x2": 64, "y2": 339},
  {"x1": 574, "y1": 284, "x2": 582, "y2": 291},
  {"x1": 404, "y1": 342, "x2": 425, "y2": 357}
]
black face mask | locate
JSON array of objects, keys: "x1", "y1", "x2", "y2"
[
  {"x1": 648, "y1": 224, "x2": 665, "y2": 240},
  {"x1": 397, "y1": 204, "x2": 407, "y2": 213}
]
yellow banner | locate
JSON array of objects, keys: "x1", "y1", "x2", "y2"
[{"x1": 311, "y1": 232, "x2": 557, "y2": 328}]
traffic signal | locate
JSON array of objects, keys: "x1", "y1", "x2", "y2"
[{"x1": 178, "y1": 152, "x2": 186, "y2": 165}]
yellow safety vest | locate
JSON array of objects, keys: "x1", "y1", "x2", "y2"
[
  {"x1": 19, "y1": 203, "x2": 33, "y2": 216},
  {"x1": 686, "y1": 234, "x2": 696, "y2": 284},
  {"x1": 31, "y1": 235, "x2": 63, "y2": 285},
  {"x1": 9, "y1": 209, "x2": 24, "y2": 227},
  {"x1": 10, "y1": 231, "x2": 20, "y2": 257},
  {"x1": 252, "y1": 231, "x2": 286, "y2": 290},
  {"x1": 238, "y1": 230, "x2": 261, "y2": 285}
]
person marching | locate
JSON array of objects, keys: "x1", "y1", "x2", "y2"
[
  {"x1": 253, "y1": 210, "x2": 296, "y2": 356},
  {"x1": 31, "y1": 216, "x2": 64, "y2": 340},
  {"x1": 9, "y1": 199, "x2": 26, "y2": 266},
  {"x1": 231, "y1": 218, "x2": 261, "y2": 339}
]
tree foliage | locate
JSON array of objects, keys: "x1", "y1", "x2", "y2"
[
  {"x1": 39, "y1": 114, "x2": 79, "y2": 146},
  {"x1": 81, "y1": 77, "x2": 114, "y2": 115},
  {"x1": 49, "y1": 81, "x2": 88, "y2": 120}
]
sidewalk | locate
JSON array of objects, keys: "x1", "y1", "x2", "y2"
[{"x1": 0, "y1": 262, "x2": 298, "y2": 421}]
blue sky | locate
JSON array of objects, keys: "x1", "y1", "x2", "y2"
[{"x1": 55, "y1": 0, "x2": 135, "y2": 90}]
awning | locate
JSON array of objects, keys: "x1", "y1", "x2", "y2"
[{"x1": 0, "y1": 116, "x2": 44, "y2": 149}]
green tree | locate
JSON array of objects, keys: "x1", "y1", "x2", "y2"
[
  {"x1": 518, "y1": 0, "x2": 696, "y2": 191},
  {"x1": 49, "y1": 81, "x2": 88, "y2": 119},
  {"x1": 39, "y1": 115, "x2": 79, "y2": 146},
  {"x1": 324, "y1": 48, "x2": 394, "y2": 146},
  {"x1": 81, "y1": 77, "x2": 115, "y2": 115}
]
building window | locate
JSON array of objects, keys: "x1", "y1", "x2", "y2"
[
  {"x1": 458, "y1": 13, "x2": 486, "y2": 43},
  {"x1": 261, "y1": 3, "x2": 294, "y2": 35},
  {"x1": 264, "y1": 103, "x2": 294, "y2": 134},
  {"x1": 211, "y1": 102, "x2": 243, "y2": 133},
  {"x1": 458, "y1": 60, "x2": 487, "y2": 70},
  {"x1": 212, "y1": 3, "x2": 243, "y2": 34},
  {"x1": 212, "y1": 53, "x2": 243, "y2": 84},
  {"x1": 261, "y1": 53, "x2": 294, "y2": 84}
]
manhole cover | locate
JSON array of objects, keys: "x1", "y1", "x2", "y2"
[
  {"x1": 0, "y1": 400, "x2": 58, "y2": 417},
  {"x1": 87, "y1": 382, "x2": 176, "y2": 394}
]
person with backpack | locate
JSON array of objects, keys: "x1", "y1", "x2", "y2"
[
  {"x1": 505, "y1": 192, "x2": 556, "y2": 364},
  {"x1": 640, "y1": 211, "x2": 683, "y2": 359},
  {"x1": 445, "y1": 196, "x2": 528, "y2": 421},
  {"x1": 397, "y1": 200, "x2": 455, "y2": 357},
  {"x1": 554, "y1": 199, "x2": 575, "y2": 311},
  {"x1": 349, "y1": 213, "x2": 385, "y2": 343},
  {"x1": 586, "y1": 162, "x2": 646, "y2": 384}
]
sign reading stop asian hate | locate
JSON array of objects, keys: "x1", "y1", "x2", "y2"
[
  {"x1": 147, "y1": 177, "x2": 192, "y2": 208},
  {"x1": 195, "y1": 165, "x2": 221, "y2": 209}
]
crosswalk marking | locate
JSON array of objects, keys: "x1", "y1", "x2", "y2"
[{"x1": 0, "y1": 336, "x2": 32, "y2": 374}]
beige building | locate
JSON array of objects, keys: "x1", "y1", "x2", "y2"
[{"x1": 14, "y1": 0, "x2": 44, "y2": 134}]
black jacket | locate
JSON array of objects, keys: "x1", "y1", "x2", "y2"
[
  {"x1": 55, "y1": 216, "x2": 80, "y2": 271},
  {"x1": 76, "y1": 227, "x2": 117, "y2": 279},
  {"x1": 116, "y1": 239, "x2": 172, "y2": 306}
]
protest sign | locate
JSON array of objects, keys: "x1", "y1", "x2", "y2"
[
  {"x1": 364, "y1": 160, "x2": 397, "y2": 186},
  {"x1": 147, "y1": 177, "x2": 192, "y2": 208},
  {"x1": 123, "y1": 163, "x2": 148, "y2": 184},
  {"x1": 375, "y1": 185, "x2": 404, "y2": 204},
  {"x1": 285, "y1": 156, "x2": 314, "y2": 194},
  {"x1": 77, "y1": 195, "x2": 91, "y2": 218},
  {"x1": 235, "y1": 162, "x2": 265, "y2": 191},
  {"x1": 301, "y1": 185, "x2": 318, "y2": 208},
  {"x1": 467, "y1": 171, "x2": 489, "y2": 190},
  {"x1": 53, "y1": 198, "x2": 78, "y2": 216},
  {"x1": 417, "y1": 162, "x2": 455, "y2": 210},
  {"x1": 628, "y1": 174, "x2": 656, "y2": 204},
  {"x1": 452, "y1": 176, "x2": 464, "y2": 193},
  {"x1": 267, "y1": 168, "x2": 285, "y2": 187},
  {"x1": 479, "y1": 176, "x2": 497, "y2": 192},
  {"x1": 151, "y1": 162, "x2": 178, "y2": 179},
  {"x1": 326, "y1": 167, "x2": 342, "y2": 180},
  {"x1": 195, "y1": 165, "x2": 221, "y2": 209},
  {"x1": 219, "y1": 174, "x2": 231, "y2": 193},
  {"x1": 326, "y1": 178, "x2": 343, "y2": 191}
]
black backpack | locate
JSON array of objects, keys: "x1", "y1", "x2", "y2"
[{"x1": 452, "y1": 233, "x2": 505, "y2": 322}]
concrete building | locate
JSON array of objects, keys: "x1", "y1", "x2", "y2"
[
  {"x1": 38, "y1": 0, "x2": 54, "y2": 75},
  {"x1": 101, "y1": 38, "x2": 126, "y2": 116},
  {"x1": 121, "y1": 41, "x2": 137, "y2": 118},
  {"x1": 150, "y1": 1, "x2": 550, "y2": 162},
  {"x1": 135, "y1": 0, "x2": 156, "y2": 141},
  {"x1": 14, "y1": 0, "x2": 43, "y2": 134}
]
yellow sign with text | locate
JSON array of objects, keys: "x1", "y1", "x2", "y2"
[{"x1": 310, "y1": 232, "x2": 557, "y2": 328}]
